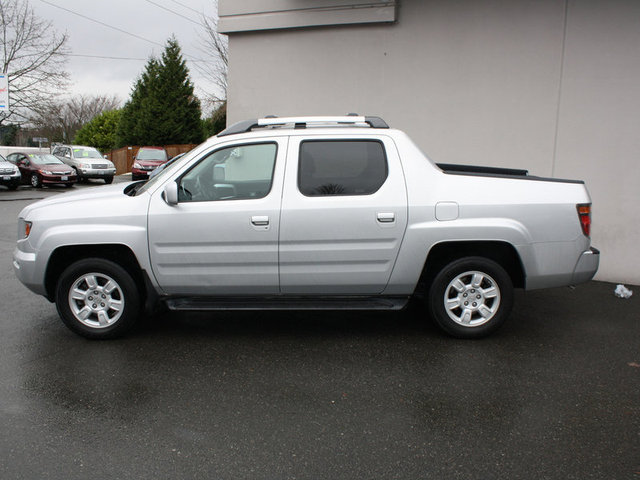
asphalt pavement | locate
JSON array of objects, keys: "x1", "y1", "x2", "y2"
[{"x1": 0, "y1": 181, "x2": 638, "y2": 479}]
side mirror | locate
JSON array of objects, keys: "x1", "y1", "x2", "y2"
[{"x1": 163, "y1": 181, "x2": 178, "y2": 205}]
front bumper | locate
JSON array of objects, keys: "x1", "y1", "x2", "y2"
[
  {"x1": 41, "y1": 173, "x2": 77, "y2": 185},
  {"x1": 0, "y1": 173, "x2": 21, "y2": 187},
  {"x1": 78, "y1": 168, "x2": 116, "y2": 179},
  {"x1": 131, "y1": 167, "x2": 152, "y2": 178},
  {"x1": 13, "y1": 246, "x2": 46, "y2": 296},
  {"x1": 571, "y1": 247, "x2": 600, "y2": 285}
]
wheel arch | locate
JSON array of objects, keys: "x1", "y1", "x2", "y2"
[
  {"x1": 420, "y1": 240, "x2": 525, "y2": 291},
  {"x1": 45, "y1": 244, "x2": 148, "y2": 303}
]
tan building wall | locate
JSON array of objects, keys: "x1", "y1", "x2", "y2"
[{"x1": 220, "y1": 0, "x2": 640, "y2": 284}]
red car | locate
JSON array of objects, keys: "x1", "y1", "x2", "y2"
[
  {"x1": 131, "y1": 146, "x2": 168, "y2": 181},
  {"x1": 7, "y1": 152, "x2": 77, "y2": 188}
]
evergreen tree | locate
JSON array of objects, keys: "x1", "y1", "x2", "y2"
[
  {"x1": 117, "y1": 38, "x2": 203, "y2": 146},
  {"x1": 154, "y1": 38, "x2": 203, "y2": 144},
  {"x1": 117, "y1": 57, "x2": 160, "y2": 146}
]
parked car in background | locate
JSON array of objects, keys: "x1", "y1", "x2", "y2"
[
  {"x1": 51, "y1": 145, "x2": 116, "y2": 184},
  {"x1": 148, "y1": 152, "x2": 187, "y2": 180},
  {"x1": 131, "y1": 146, "x2": 169, "y2": 181},
  {"x1": 6, "y1": 152, "x2": 76, "y2": 188},
  {"x1": 0, "y1": 153, "x2": 21, "y2": 190}
]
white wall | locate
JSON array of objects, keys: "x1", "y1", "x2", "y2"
[
  {"x1": 553, "y1": 0, "x2": 640, "y2": 284},
  {"x1": 222, "y1": 0, "x2": 640, "y2": 284},
  {"x1": 0, "y1": 146, "x2": 48, "y2": 158}
]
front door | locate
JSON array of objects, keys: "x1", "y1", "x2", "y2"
[{"x1": 147, "y1": 138, "x2": 287, "y2": 295}]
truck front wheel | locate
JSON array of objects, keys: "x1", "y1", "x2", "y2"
[
  {"x1": 55, "y1": 258, "x2": 140, "y2": 339},
  {"x1": 429, "y1": 257, "x2": 513, "y2": 338}
]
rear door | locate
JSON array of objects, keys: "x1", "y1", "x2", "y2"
[{"x1": 279, "y1": 135, "x2": 408, "y2": 294}]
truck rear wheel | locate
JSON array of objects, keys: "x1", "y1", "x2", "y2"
[
  {"x1": 55, "y1": 258, "x2": 140, "y2": 339},
  {"x1": 428, "y1": 257, "x2": 513, "y2": 338}
]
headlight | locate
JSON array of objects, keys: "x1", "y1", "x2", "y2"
[
  {"x1": 133, "y1": 162, "x2": 142, "y2": 169},
  {"x1": 40, "y1": 170, "x2": 52, "y2": 175},
  {"x1": 18, "y1": 218, "x2": 32, "y2": 239},
  {"x1": 80, "y1": 163, "x2": 91, "y2": 169}
]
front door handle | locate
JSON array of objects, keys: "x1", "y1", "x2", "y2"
[
  {"x1": 251, "y1": 216, "x2": 269, "y2": 226},
  {"x1": 377, "y1": 212, "x2": 395, "y2": 223}
]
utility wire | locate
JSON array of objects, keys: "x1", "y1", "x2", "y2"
[
  {"x1": 68, "y1": 54, "x2": 148, "y2": 61},
  {"x1": 39, "y1": 0, "x2": 206, "y2": 62},
  {"x1": 167, "y1": 0, "x2": 218, "y2": 22},
  {"x1": 143, "y1": 0, "x2": 201, "y2": 25},
  {"x1": 167, "y1": 0, "x2": 203, "y2": 16},
  {"x1": 39, "y1": 0, "x2": 165, "y2": 48},
  {"x1": 69, "y1": 53, "x2": 205, "y2": 62}
]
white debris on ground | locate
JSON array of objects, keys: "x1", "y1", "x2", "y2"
[{"x1": 614, "y1": 284, "x2": 633, "y2": 299}]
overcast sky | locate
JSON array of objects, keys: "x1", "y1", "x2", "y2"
[{"x1": 31, "y1": 0, "x2": 221, "y2": 113}]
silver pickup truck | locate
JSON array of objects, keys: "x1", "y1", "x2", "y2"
[{"x1": 13, "y1": 116, "x2": 599, "y2": 339}]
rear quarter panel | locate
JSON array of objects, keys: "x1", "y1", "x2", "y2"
[{"x1": 385, "y1": 131, "x2": 591, "y2": 293}]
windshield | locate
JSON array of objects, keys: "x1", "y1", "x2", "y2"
[
  {"x1": 73, "y1": 148, "x2": 103, "y2": 159},
  {"x1": 29, "y1": 153, "x2": 64, "y2": 165},
  {"x1": 137, "y1": 148, "x2": 167, "y2": 161}
]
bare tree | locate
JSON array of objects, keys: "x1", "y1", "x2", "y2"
[
  {"x1": 30, "y1": 94, "x2": 121, "y2": 143},
  {"x1": 0, "y1": 0, "x2": 69, "y2": 127},
  {"x1": 197, "y1": 2, "x2": 228, "y2": 111}
]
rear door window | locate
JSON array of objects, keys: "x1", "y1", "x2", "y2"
[{"x1": 298, "y1": 140, "x2": 388, "y2": 196}]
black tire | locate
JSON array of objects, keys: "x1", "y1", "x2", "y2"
[
  {"x1": 428, "y1": 256, "x2": 513, "y2": 339},
  {"x1": 55, "y1": 258, "x2": 141, "y2": 339},
  {"x1": 104, "y1": 176, "x2": 114, "y2": 184},
  {"x1": 30, "y1": 173, "x2": 42, "y2": 188}
]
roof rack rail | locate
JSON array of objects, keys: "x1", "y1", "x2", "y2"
[{"x1": 217, "y1": 115, "x2": 389, "y2": 137}]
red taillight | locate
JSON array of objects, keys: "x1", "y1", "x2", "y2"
[{"x1": 577, "y1": 204, "x2": 591, "y2": 237}]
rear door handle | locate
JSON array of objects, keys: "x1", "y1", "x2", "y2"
[
  {"x1": 377, "y1": 212, "x2": 395, "y2": 223},
  {"x1": 251, "y1": 216, "x2": 269, "y2": 226}
]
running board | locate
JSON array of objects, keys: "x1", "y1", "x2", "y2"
[{"x1": 164, "y1": 296, "x2": 409, "y2": 311}]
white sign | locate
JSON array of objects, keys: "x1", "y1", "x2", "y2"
[{"x1": 0, "y1": 75, "x2": 8, "y2": 112}]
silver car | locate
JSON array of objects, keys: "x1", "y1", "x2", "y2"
[
  {"x1": 0, "y1": 153, "x2": 21, "y2": 190},
  {"x1": 51, "y1": 144, "x2": 116, "y2": 184}
]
